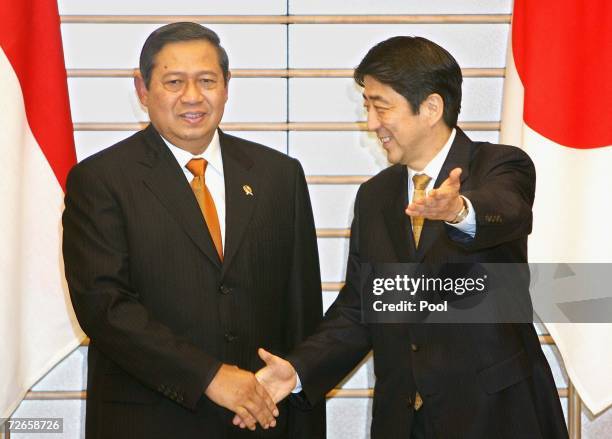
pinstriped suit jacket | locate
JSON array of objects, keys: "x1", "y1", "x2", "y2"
[
  {"x1": 63, "y1": 125, "x2": 326, "y2": 439},
  {"x1": 288, "y1": 129, "x2": 569, "y2": 439}
]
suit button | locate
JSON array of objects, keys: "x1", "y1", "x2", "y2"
[
  {"x1": 219, "y1": 285, "x2": 232, "y2": 295},
  {"x1": 224, "y1": 332, "x2": 237, "y2": 342},
  {"x1": 411, "y1": 343, "x2": 419, "y2": 352}
]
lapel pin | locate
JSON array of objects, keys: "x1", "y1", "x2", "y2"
[{"x1": 243, "y1": 185, "x2": 253, "y2": 196}]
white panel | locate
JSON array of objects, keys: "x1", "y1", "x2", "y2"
[
  {"x1": 31, "y1": 347, "x2": 87, "y2": 391},
  {"x1": 323, "y1": 291, "x2": 339, "y2": 313},
  {"x1": 9, "y1": 400, "x2": 84, "y2": 439},
  {"x1": 224, "y1": 131, "x2": 287, "y2": 153},
  {"x1": 62, "y1": 24, "x2": 286, "y2": 69},
  {"x1": 290, "y1": 0, "x2": 512, "y2": 14},
  {"x1": 289, "y1": 78, "x2": 363, "y2": 122},
  {"x1": 74, "y1": 131, "x2": 137, "y2": 161},
  {"x1": 68, "y1": 78, "x2": 286, "y2": 122},
  {"x1": 68, "y1": 78, "x2": 145, "y2": 123},
  {"x1": 464, "y1": 130, "x2": 500, "y2": 144},
  {"x1": 318, "y1": 238, "x2": 349, "y2": 282},
  {"x1": 58, "y1": 0, "x2": 286, "y2": 14},
  {"x1": 542, "y1": 345, "x2": 568, "y2": 388},
  {"x1": 461, "y1": 78, "x2": 503, "y2": 121},
  {"x1": 291, "y1": 131, "x2": 388, "y2": 176},
  {"x1": 310, "y1": 185, "x2": 358, "y2": 229},
  {"x1": 337, "y1": 354, "x2": 375, "y2": 390},
  {"x1": 226, "y1": 79, "x2": 287, "y2": 121},
  {"x1": 326, "y1": 398, "x2": 371, "y2": 439},
  {"x1": 289, "y1": 78, "x2": 502, "y2": 122},
  {"x1": 289, "y1": 24, "x2": 508, "y2": 68}
]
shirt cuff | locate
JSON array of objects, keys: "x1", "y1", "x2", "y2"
[
  {"x1": 292, "y1": 372, "x2": 303, "y2": 393},
  {"x1": 445, "y1": 195, "x2": 476, "y2": 237}
]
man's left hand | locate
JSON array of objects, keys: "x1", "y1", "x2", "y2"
[{"x1": 405, "y1": 167, "x2": 463, "y2": 222}]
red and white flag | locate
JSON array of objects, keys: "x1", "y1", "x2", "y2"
[
  {"x1": 501, "y1": 0, "x2": 612, "y2": 414},
  {"x1": 0, "y1": 0, "x2": 84, "y2": 421}
]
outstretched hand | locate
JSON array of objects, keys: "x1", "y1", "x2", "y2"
[
  {"x1": 405, "y1": 167, "x2": 464, "y2": 222},
  {"x1": 233, "y1": 348, "x2": 297, "y2": 429}
]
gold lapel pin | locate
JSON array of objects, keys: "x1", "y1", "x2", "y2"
[{"x1": 243, "y1": 185, "x2": 253, "y2": 196}]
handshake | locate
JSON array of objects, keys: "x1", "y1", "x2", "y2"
[{"x1": 204, "y1": 348, "x2": 297, "y2": 431}]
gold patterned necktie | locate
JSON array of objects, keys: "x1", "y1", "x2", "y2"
[
  {"x1": 411, "y1": 173, "x2": 431, "y2": 248},
  {"x1": 186, "y1": 158, "x2": 223, "y2": 261}
]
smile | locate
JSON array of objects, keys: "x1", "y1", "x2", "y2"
[
  {"x1": 379, "y1": 136, "x2": 391, "y2": 144},
  {"x1": 180, "y1": 112, "x2": 206, "y2": 123}
]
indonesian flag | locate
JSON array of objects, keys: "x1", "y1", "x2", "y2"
[
  {"x1": 501, "y1": 0, "x2": 612, "y2": 414},
  {"x1": 0, "y1": 0, "x2": 84, "y2": 421}
]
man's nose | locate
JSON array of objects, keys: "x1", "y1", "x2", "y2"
[
  {"x1": 181, "y1": 80, "x2": 204, "y2": 103},
  {"x1": 366, "y1": 107, "x2": 381, "y2": 131}
]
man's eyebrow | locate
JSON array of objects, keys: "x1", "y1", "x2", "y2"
[
  {"x1": 160, "y1": 70, "x2": 219, "y2": 76},
  {"x1": 362, "y1": 93, "x2": 391, "y2": 105}
]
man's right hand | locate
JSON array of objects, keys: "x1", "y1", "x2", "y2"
[
  {"x1": 232, "y1": 348, "x2": 298, "y2": 429},
  {"x1": 204, "y1": 364, "x2": 279, "y2": 431}
]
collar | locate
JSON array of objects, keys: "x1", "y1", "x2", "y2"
[
  {"x1": 162, "y1": 130, "x2": 224, "y2": 176},
  {"x1": 407, "y1": 128, "x2": 456, "y2": 182}
]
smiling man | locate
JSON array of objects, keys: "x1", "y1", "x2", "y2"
[
  {"x1": 248, "y1": 36, "x2": 569, "y2": 438},
  {"x1": 62, "y1": 22, "x2": 325, "y2": 439}
]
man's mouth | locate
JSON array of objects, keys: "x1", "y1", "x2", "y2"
[
  {"x1": 180, "y1": 112, "x2": 206, "y2": 124},
  {"x1": 379, "y1": 136, "x2": 391, "y2": 144}
]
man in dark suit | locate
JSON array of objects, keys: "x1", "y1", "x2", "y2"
[
  {"x1": 247, "y1": 37, "x2": 569, "y2": 438},
  {"x1": 62, "y1": 22, "x2": 325, "y2": 439}
]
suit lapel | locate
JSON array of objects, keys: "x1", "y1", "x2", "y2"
[
  {"x1": 139, "y1": 125, "x2": 222, "y2": 269},
  {"x1": 415, "y1": 128, "x2": 472, "y2": 261},
  {"x1": 382, "y1": 165, "x2": 416, "y2": 262},
  {"x1": 219, "y1": 131, "x2": 257, "y2": 276}
]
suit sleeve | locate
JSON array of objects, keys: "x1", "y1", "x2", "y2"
[
  {"x1": 451, "y1": 146, "x2": 536, "y2": 251},
  {"x1": 62, "y1": 162, "x2": 221, "y2": 411},
  {"x1": 284, "y1": 160, "x2": 327, "y2": 438},
  {"x1": 287, "y1": 188, "x2": 372, "y2": 407}
]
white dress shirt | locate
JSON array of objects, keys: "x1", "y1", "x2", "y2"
[
  {"x1": 408, "y1": 128, "x2": 476, "y2": 237},
  {"x1": 162, "y1": 130, "x2": 226, "y2": 250}
]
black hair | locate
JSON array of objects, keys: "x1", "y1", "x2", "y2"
[
  {"x1": 354, "y1": 36, "x2": 462, "y2": 127},
  {"x1": 139, "y1": 22, "x2": 229, "y2": 88}
]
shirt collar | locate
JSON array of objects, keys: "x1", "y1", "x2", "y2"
[
  {"x1": 407, "y1": 128, "x2": 456, "y2": 183},
  {"x1": 162, "y1": 129, "x2": 224, "y2": 176}
]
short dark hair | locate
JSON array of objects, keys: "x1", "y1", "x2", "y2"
[
  {"x1": 354, "y1": 36, "x2": 462, "y2": 128},
  {"x1": 139, "y1": 22, "x2": 230, "y2": 88}
]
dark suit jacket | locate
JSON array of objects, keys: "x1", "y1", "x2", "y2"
[
  {"x1": 62, "y1": 125, "x2": 326, "y2": 439},
  {"x1": 288, "y1": 129, "x2": 568, "y2": 438}
]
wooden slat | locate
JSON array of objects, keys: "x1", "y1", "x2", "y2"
[
  {"x1": 73, "y1": 121, "x2": 500, "y2": 132},
  {"x1": 326, "y1": 388, "x2": 373, "y2": 398},
  {"x1": 322, "y1": 282, "x2": 345, "y2": 291},
  {"x1": 66, "y1": 68, "x2": 504, "y2": 79},
  {"x1": 288, "y1": 14, "x2": 511, "y2": 24},
  {"x1": 26, "y1": 387, "x2": 566, "y2": 401},
  {"x1": 317, "y1": 228, "x2": 351, "y2": 238},
  {"x1": 24, "y1": 391, "x2": 86, "y2": 400},
  {"x1": 80, "y1": 334, "x2": 555, "y2": 346},
  {"x1": 60, "y1": 15, "x2": 288, "y2": 24},
  {"x1": 538, "y1": 334, "x2": 555, "y2": 345},
  {"x1": 60, "y1": 14, "x2": 510, "y2": 25},
  {"x1": 307, "y1": 175, "x2": 369, "y2": 184},
  {"x1": 568, "y1": 382, "x2": 582, "y2": 438}
]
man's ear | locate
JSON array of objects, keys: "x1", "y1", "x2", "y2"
[
  {"x1": 134, "y1": 71, "x2": 149, "y2": 108},
  {"x1": 223, "y1": 71, "x2": 231, "y2": 103},
  {"x1": 422, "y1": 93, "x2": 445, "y2": 127}
]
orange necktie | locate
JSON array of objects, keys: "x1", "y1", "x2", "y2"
[
  {"x1": 186, "y1": 158, "x2": 223, "y2": 261},
  {"x1": 411, "y1": 173, "x2": 431, "y2": 248}
]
